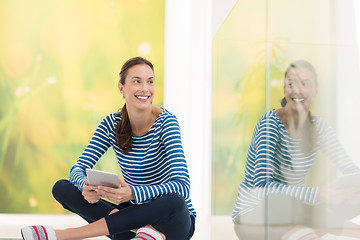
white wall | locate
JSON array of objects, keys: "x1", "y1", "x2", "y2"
[
  {"x1": 163, "y1": 1, "x2": 212, "y2": 238},
  {"x1": 335, "y1": 0, "x2": 360, "y2": 166},
  {"x1": 163, "y1": 0, "x2": 238, "y2": 238}
]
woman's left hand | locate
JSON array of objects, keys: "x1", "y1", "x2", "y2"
[{"x1": 95, "y1": 178, "x2": 135, "y2": 204}]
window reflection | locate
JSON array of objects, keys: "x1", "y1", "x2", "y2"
[{"x1": 232, "y1": 60, "x2": 360, "y2": 239}]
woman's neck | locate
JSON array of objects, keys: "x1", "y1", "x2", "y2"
[
  {"x1": 276, "y1": 107, "x2": 309, "y2": 137},
  {"x1": 127, "y1": 106, "x2": 160, "y2": 136}
]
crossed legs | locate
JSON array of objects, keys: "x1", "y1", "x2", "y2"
[{"x1": 52, "y1": 179, "x2": 195, "y2": 240}]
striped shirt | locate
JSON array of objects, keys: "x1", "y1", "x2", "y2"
[
  {"x1": 69, "y1": 108, "x2": 196, "y2": 218},
  {"x1": 232, "y1": 110, "x2": 359, "y2": 222}
]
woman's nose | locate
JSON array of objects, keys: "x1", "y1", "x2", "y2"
[
  {"x1": 140, "y1": 82, "x2": 148, "y2": 92},
  {"x1": 292, "y1": 84, "x2": 303, "y2": 93}
]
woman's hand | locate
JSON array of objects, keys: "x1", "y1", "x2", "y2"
[
  {"x1": 96, "y1": 178, "x2": 135, "y2": 204},
  {"x1": 82, "y1": 179, "x2": 101, "y2": 204}
]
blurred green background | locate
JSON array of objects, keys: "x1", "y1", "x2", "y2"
[{"x1": 0, "y1": 0, "x2": 165, "y2": 213}]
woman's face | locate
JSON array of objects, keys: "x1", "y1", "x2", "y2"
[
  {"x1": 118, "y1": 64, "x2": 155, "y2": 111},
  {"x1": 284, "y1": 66, "x2": 318, "y2": 113}
]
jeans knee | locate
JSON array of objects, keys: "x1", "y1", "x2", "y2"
[
  {"x1": 52, "y1": 179, "x2": 74, "y2": 202},
  {"x1": 164, "y1": 193, "x2": 187, "y2": 213}
]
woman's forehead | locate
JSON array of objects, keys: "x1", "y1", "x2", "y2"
[{"x1": 286, "y1": 67, "x2": 315, "y2": 80}]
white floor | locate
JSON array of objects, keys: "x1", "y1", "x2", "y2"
[
  {"x1": 0, "y1": 214, "x2": 239, "y2": 240},
  {"x1": 2, "y1": 214, "x2": 359, "y2": 240}
]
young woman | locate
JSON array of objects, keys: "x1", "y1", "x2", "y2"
[
  {"x1": 232, "y1": 60, "x2": 360, "y2": 239},
  {"x1": 21, "y1": 57, "x2": 196, "y2": 240}
]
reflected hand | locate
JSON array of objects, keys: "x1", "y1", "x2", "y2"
[{"x1": 320, "y1": 184, "x2": 360, "y2": 205}]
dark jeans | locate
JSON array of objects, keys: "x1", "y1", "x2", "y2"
[{"x1": 52, "y1": 179, "x2": 195, "y2": 240}]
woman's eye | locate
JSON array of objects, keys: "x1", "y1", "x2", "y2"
[{"x1": 148, "y1": 80, "x2": 154, "y2": 84}]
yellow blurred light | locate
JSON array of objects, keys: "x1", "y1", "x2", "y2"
[
  {"x1": 29, "y1": 195, "x2": 38, "y2": 208},
  {"x1": 48, "y1": 77, "x2": 57, "y2": 84},
  {"x1": 15, "y1": 88, "x2": 24, "y2": 97},
  {"x1": 138, "y1": 42, "x2": 152, "y2": 56}
]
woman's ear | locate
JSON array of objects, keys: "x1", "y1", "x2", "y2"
[{"x1": 118, "y1": 82, "x2": 124, "y2": 94}]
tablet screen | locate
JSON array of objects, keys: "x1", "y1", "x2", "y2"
[{"x1": 86, "y1": 169, "x2": 120, "y2": 188}]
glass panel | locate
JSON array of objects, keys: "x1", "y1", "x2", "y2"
[
  {"x1": 212, "y1": 0, "x2": 266, "y2": 216},
  {"x1": 213, "y1": 0, "x2": 360, "y2": 239}
]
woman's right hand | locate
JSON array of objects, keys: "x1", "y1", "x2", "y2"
[{"x1": 82, "y1": 179, "x2": 101, "y2": 204}]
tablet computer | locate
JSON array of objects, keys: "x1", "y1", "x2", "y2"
[{"x1": 86, "y1": 168, "x2": 120, "y2": 188}]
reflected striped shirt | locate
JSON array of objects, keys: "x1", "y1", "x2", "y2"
[
  {"x1": 232, "y1": 110, "x2": 359, "y2": 222},
  {"x1": 69, "y1": 109, "x2": 196, "y2": 218}
]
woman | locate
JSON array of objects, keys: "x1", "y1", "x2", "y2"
[
  {"x1": 21, "y1": 57, "x2": 196, "y2": 240},
  {"x1": 232, "y1": 60, "x2": 360, "y2": 239}
]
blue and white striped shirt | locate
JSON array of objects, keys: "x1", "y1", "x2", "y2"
[
  {"x1": 232, "y1": 110, "x2": 359, "y2": 222},
  {"x1": 69, "y1": 108, "x2": 196, "y2": 218}
]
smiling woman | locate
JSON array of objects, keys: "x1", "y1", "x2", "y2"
[
  {"x1": 21, "y1": 57, "x2": 196, "y2": 240},
  {"x1": 232, "y1": 60, "x2": 360, "y2": 239}
]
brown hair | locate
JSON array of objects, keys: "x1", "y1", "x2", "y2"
[{"x1": 115, "y1": 57, "x2": 154, "y2": 153}]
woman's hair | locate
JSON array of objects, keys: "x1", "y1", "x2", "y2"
[
  {"x1": 281, "y1": 60, "x2": 317, "y2": 107},
  {"x1": 115, "y1": 56, "x2": 154, "y2": 153}
]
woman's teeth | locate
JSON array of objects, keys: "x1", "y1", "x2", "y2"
[
  {"x1": 136, "y1": 96, "x2": 148, "y2": 100},
  {"x1": 293, "y1": 98, "x2": 304, "y2": 102}
]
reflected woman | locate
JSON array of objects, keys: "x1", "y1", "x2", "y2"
[{"x1": 232, "y1": 60, "x2": 360, "y2": 239}]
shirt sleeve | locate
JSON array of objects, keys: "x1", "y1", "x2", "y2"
[
  {"x1": 251, "y1": 116, "x2": 320, "y2": 205},
  {"x1": 317, "y1": 118, "x2": 360, "y2": 175},
  {"x1": 129, "y1": 115, "x2": 191, "y2": 204},
  {"x1": 69, "y1": 115, "x2": 113, "y2": 191}
]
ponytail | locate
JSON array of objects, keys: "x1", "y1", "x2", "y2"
[
  {"x1": 115, "y1": 104, "x2": 132, "y2": 153},
  {"x1": 301, "y1": 112, "x2": 317, "y2": 155}
]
